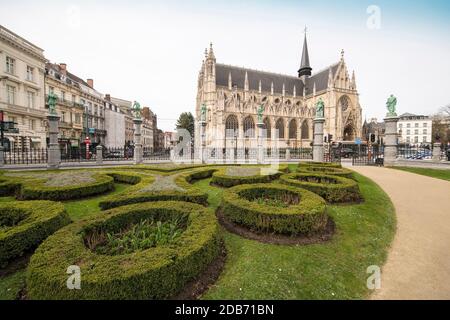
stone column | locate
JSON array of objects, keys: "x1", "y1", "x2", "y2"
[
  {"x1": 47, "y1": 114, "x2": 61, "y2": 169},
  {"x1": 0, "y1": 146, "x2": 4, "y2": 167},
  {"x1": 133, "y1": 118, "x2": 143, "y2": 164},
  {"x1": 383, "y1": 116, "x2": 399, "y2": 166},
  {"x1": 96, "y1": 145, "x2": 103, "y2": 165},
  {"x1": 199, "y1": 120, "x2": 207, "y2": 164},
  {"x1": 257, "y1": 122, "x2": 264, "y2": 164},
  {"x1": 313, "y1": 117, "x2": 325, "y2": 162},
  {"x1": 433, "y1": 142, "x2": 441, "y2": 162}
]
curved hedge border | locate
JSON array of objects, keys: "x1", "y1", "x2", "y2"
[
  {"x1": 297, "y1": 166, "x2": 354, "y2": 179},
  {"x1": 280, "y1": 172, "x2": 362, "y2": 203},
  {"x1": 220, "y1": 183, "x2": 328, "y2": 235},
  {"x1": 298, "y1": 161, "x2": 342, "y2": 168},
  {"x1": 26, "y1": 201, "x2": 221, "y2": 300},
  {"x1": 211, "y1": 165, "x2": 289, "y2": 188},
  {"x1": 99, "y1": 169, "x2": 214, "y2": 210},
  {"x1": 0, "y1": 201, "x2": 71, "y2": 267},
  {"x1": 0, "y1": 178, "x2": 21, "y2": 197}
]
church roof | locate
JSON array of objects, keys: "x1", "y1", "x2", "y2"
[{"x1": 215, "y1": 62, "x2": 340, "y2": 97}]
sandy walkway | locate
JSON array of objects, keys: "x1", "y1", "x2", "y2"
[{"x1": 351, "y1": 166, "x2": 450, "y2": 299}]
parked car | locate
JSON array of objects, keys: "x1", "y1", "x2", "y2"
[{"x1": 340, "y1": 148, "x2": 355, "y2": 158}]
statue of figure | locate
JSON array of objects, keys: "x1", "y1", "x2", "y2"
[
  {"x1": 257, "y1": 105, "x2": 264, "y2": 123},
  {"x1": 200, "y1": 104, "x2": 207, "y2": 122},
  {"x1": 132, "y1": 101, "x2": 141, "y2": 119},
  {"x1": 47, "y1": 92, "x2": 58, "y2": 115},
  {"x1": 315, "y1": 98, "x2": 324, "y2": 118},
  {"x1": 386, "y1": 94, "x2": 397, "y2": 116}
]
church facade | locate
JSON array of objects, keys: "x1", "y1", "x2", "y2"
[{"x1": 195, "y1": 35, "x2": 363, "y2": 152}]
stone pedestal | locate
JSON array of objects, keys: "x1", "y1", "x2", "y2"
[
  {"x1": 199, "y1": 120, "x2": 206, "y2": 164},
  {"x1": 96, "y1": 145, "x2": 103, "y2": 165},
  {"x1": 313, "y1": 118, "x2": 325, "y2": 162},
  {"x1": 383, "y1": 116, "x2": 399, "y2": 166},
  {"x1": 0, "y1": 146, "x2": 4, "y2": 167},
  {"x1": 257, "y1": 122, "x2": 264, "y2": 164},
  {"x1": 47, "y1": 114, "x2": 61, "y2": 169},
  {"x1": 433, "y1": 143, "x2": 441, "y2": 162},
  {"x1": 133, "y1": 118, "x2": 143, "y2": 165},
  {"x1": 285, "y1": 148, "x2": 291, "y2": 161}
]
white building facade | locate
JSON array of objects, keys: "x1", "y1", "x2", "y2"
[
  {"x1": 397, "y1": 113, "x2": 432, "y2": 145},
  {"x1": 0, "y1": 25, "x2": 47, "y2": 150},
  {"x1": 104, "y1": 95, "x2": 125, "y2": 148}
]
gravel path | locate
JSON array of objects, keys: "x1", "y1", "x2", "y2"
[{"x1": 351, "y1": 166, "x2": 450, "y2": 299}]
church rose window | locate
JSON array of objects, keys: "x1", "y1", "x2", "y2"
[
  {"x1": 243, "y1": 116, "x2": 255, "y2": 138},
  {"x1": 301, "y1": 120, "x2": 309, "y2": 139},
  {"x1": 289, "y1": 119, "x2": 297, "y2": 139},
  {"x1": 225, "y1": 114, "x2": 239, "y2": 137},
  {"x1": 276, "y1": 118, "x2": 285, "y2": 139},
  {"x1": 340, "y1": 95, "x2": 349, "y2": 112},
  {"x1": 263, "y1": 117, "x2": 271, "y2": 139}
]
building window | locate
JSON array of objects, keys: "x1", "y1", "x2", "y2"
[
  {"x1": 61, "y1": 112, "x2": 66, "y2": 123},
  {"x1": 29, "y1": 119, "x2": 36, "y2": 130},
  {"x1": 225, "y1": 115, "x2": 239, "y2": 138},
  {"x1": 75, "y1": 114, "x2": 81, "y2": 124},
  {"x1": 243, "y1": 116, "x2": 255, "y2": 138},
  {"x1": 61, "y1": 91, "x2": 65, "y2": 101},
  {"x1": 27, "y1": 91, "x2": 35, "y2": 108},
  {"x1": 422, "y1": 136, "x2": 427, "y2": 143},
  {"x1": 276, "y1": 118, "x2": 285, "y2": 139},
  {"x1": 415, "y1": 123, "x2": 419, "y2": 128},
  {"x1": 6, "y1": 85, "x2": 16, "y2": 104},
  {"x1": 406, "y1": 136, "x2": 410, "y2": 143},
  {"x1": 26, "y1": 66, "x2": 34, "y2": 81},
  {"x1": 423, "y1": 129, "x2": 427, "y2": 135},
  {"x1": 289, "y1": 119, "x2": 297, "y2": 139},
  {"x1": 407, "y1": 129, "x2": 410, "y2": 135},
  {"x1": 414, "y1": 129, "x2": 419, "y2": 135},
  {"x1": 72, "y1": 95, "x2": 76, "y2": 103},
  {"x1": 399, "y1": 124, "x2": 403, "y2": 128},
  {"x1": 6, "y1": 56, "x2": 15, "y2": 74},
  {"x1": 414, "y1": 136, "x2": 418, "y2": 143},
  {"x1": 407, "y1": 123, "x2": 411, "y2": 128}
]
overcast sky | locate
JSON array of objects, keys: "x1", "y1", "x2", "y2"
[{"x1": 1, "y1": 0, "x2": 449, "y2": 131}]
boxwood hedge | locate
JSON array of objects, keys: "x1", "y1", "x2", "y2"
[
  {"x1": 0, "y1": 201, "x2": 71, "y2": 267},
  {"x1": 211, "y1": 165, "x2": 288, "y2": 188},
  {"x1": 280, "y1": 172, "x2": 362, "y2": 203},
  {"x1": 220, "y1": 183, "x2": 328, "y2": 235},
  {"x1": 297, "y1": 166, "x2": 354, "y2": 179},
  {"x1": 298, "y1": 161, "x2": 342, "y2": 168},
  {"x1": 99, "y1": 169, "x2": 214, "y2": 210},
  {"x1": 26, "y1": 201, "x2": 221, "y2": 300}
]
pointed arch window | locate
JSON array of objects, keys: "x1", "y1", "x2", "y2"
[
  {"x1": 225, "y1": 115, "x2": 239, "y2": 137},
  {"x1": 275, "y1": 118, "x2": 285, "y2": 139},
  {"x1": 263, "y1": 117, "x2": 271, "y2": 139},
  {"x1": 301, "y1": 120, "x2": 309, "y2": 139},
  {"x1": 339, "y1": 95, "x2": 350, "y2": 112},
  {"x1": 289, "y1": 119, "x2": 297, "y2": 139},
  {"x1": 243, "y1": 116, "x2": 255, "y2": 138}
]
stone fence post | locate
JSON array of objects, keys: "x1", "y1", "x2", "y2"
[
  {"x1": 383, "y1": 116, "x2": 399, "y2": 166},
  {"x1": 313, "y1": 118, "x2": 325, "y2": 162},
  {"x1": 96, "y1": 145, "x2": 103, "y2": 165},
  {"x1": 0, "y1": 146, "x2": 4, "y2": 167},
  {"x1": 285, "y1": 148, "x2": 291, "y2": 161},
  {"x1": 432, "y1": 143, "x2": 441, "y2": 162},
  {"x1": 133, "y1": 118, "x2": 143, "y2": 165},
  {"x1": 47, "y1": 114, "x2": 61, "y2": 169}
]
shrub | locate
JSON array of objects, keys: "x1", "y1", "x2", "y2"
[
  {"x1": 298, "y1": 161, "x2": 342, "y2": 168},
  {"x1": 0, "y1": 201, "x2": 71, "y2": 267},
  {"x1": 26, "y1": 201, "x2": 221, "y2": 300},
  {"x1": 99, "y1": 169, "x2": 213, "y2": 210},
  {"x1": 297, "y1": 166, "x2": 354, "y2": 179},
  {"x1": 0, "y1": 178, "x2": 21, "y2": 197},
  {"x1": 220, "y1": 183, "x2": 328, "y2": 235},
  {"x1": 280, "y1": 172, "x2": 362, "y2": 203},
  {"x1": 211, "y1": 166, "x2": 284, "y2": 188}
]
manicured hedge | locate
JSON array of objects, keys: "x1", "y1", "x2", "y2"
[
  {"x1": 0, "y1": 178, "x2": 21, "y2": 197},
  {"x1": 26, "y1": 201, "x2": 221, "y2": 300},
  {"x1": 211, "y1": 165, "x2": 288, "y2": 188},
  {"x1": 220, "y1": 183, "x2": 328, "y2": 235},
  {"x1": 297, "y1": 166, "x2": 354, "y2": 179},
  {"x1": 298, "y1": 161, "x2": 342, "y2": 168},
  {"x1": 99, "y1": 169, "x2": 213, "y2": 210},
  {"x1": 0, "y1": 201, "x2": 71, "y2": 267},
  {"x1": 280, "y1": 172, "x2": 362, "y2": 203}
]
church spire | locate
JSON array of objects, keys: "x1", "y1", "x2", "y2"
[{"x1": 298, "y1": 28, "x2": 312, "y2": 78}]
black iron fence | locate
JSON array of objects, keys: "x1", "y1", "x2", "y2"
[
  {"x1": 290, "y1": 148, "x2": 313, "y2": 160},
  {"x1": 144, "y1": 147, "x2": 171, "y2": 161},
  {"x1": 103, "y1": 147, "x2": 134, "y2": 161},
  {"x1": 352, "y1": 144, "x2": 384, "y2": 166},
  {"x1": 61, "y1": 146, "x2": 97, "y2": 162},
  {"x1": 3, "y1": 148, "x2": 48, "y2": 165}
]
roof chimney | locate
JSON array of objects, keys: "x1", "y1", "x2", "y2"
[
  {"x1": 59, "y1": 63, "x2": 67, "y2": 75},
  {"x1": 87, "y1": 79, "x2": 94, "y2": 88}
]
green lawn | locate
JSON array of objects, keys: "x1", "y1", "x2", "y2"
[
  {"x1": 0, "y1": 166, "x2": 396, "y2": 300},
  {"x1": 391, "y1": 166, "x2": 450, "y2": 181},
  {"x1": 194, "y1": 170, "x2": 396, "y2": 299}
]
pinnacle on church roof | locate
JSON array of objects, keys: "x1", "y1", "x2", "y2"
[{"x1": 298, "y1": 31, "x2": 312, "y2": 78}]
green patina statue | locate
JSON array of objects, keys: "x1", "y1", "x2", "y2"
[
  {"x1": 47, "y1": 92, "x2": 58, "y2": 115},
  {"x1": 386, "y1": 94, "x2": 397, "y2": 116},
  {"x1": 315, "y1": 98, "x2": 325, "y2": 118},
  {"x1": 132, "y1": 101, "x2": 141, "y2": 119},
  {"x1": 257, "y1": 105, "x2": 264, "y2": 123},
  {"x1": 200, "y1": 104, "x2": 207, "y2": 122}
]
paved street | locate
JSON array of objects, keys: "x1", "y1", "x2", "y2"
[{"x1": 351, "y1": 166, "x2": 450, "y2": 299}]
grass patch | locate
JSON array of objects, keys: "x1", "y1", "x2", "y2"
[
  {"x1": 0, "y1": 268, "x2": 26, "y2": 300},
  {"x1": 64, "y1": 183, "x2": 130, "y2": 221},
  {"x1": 193, "y1": 171, "x2": 396, "y2": 299},
  {"x1": 391, "y1": 166, "x2": 450, "y2": 181}
]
